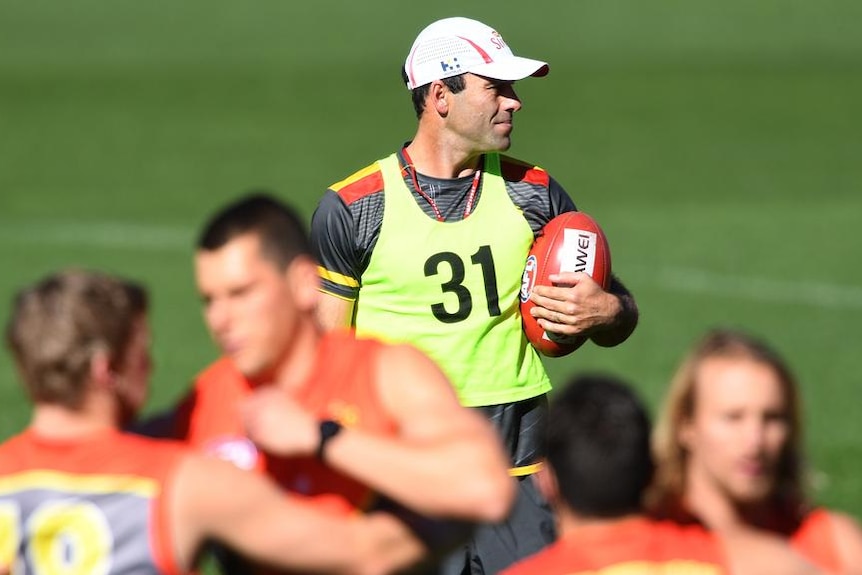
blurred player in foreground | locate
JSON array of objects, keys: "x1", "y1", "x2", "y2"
[
  {"x1": 650, "y1": 328, "x2": 862, "y2": 574},
  {"x1": 0, "y1": 270, "x2": 424, "y2": 575},
  {"x1": 166, "y1": 193, "x2": 514, "y2": 571}
]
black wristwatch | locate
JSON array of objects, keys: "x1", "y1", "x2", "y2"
[{"x1": 316, "y1": 419, "x2": 343, "y2": 460}]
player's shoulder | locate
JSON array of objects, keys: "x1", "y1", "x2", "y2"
[
  {"x1": 371, "y1": 337, "x2": 431, "y2": 363},
  {"x1": 807, "y1": 508, "x2": 862, "y2": 574},
  {"x1": 348, "y1": 332, "x2": 427, "y2": 373},
  {"x1": 70, "y1": 431, "x2": 189, "y2": 477},
  {"x1": 0, "y1": 430, "x2": 28, "y2": 451},
  {"x1": 498, "y1": 154, "x2": 550, "y2": 187},
  {"x1": 323, "y1": 329, "x2": 384, "y2": 361},
  {"x1": 329, "y1": 161, "x2": 386, "y2": 206},
  {"x1": 820, "y1": 508, "x2": 862, "y2": 543},
  {"x1": 373, "y1": 340, "x2": 461, "y2": 407},
  {"x1": 0, "y1": 431, "x2": 33, "y2": 471}
]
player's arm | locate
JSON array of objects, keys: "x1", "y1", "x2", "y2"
[
  {"x1": 317, "y1": 292, "x2": 355, "y2": 330},
  {"x1": 333, "y1": 343, "x2": 515, "y2": 520},
  {"x1": 311, "y1": 191, "x2": 363, "y2": 331},
  {"x1": 527, "y1": 177, "x2": 637, "y2": 347},
  {"x1": 529, "y1": 272, "x2": 638, "y2": 348},
  {"x1": 170, "y1": 453, "x2": 426, "y2": 575},
  {"x1": 588, "y1": 274, "x2": 638, "y2": 347},
  {"x1": 241, "y1": 345, "x2": 515, "y2": 522}
]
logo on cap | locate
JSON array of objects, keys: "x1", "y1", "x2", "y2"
[
  {"x1": 490, "y1": 31, "x2": 507, "y2": 50},
  {"x1": 440, "y1": 58, "x2": 461, "y2": 73}
]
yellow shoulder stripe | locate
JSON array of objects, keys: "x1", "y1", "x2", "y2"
[
  {"x1": 330, "y1": 163, "x2": 380, "y2": 193},
  {"x1": 509, "y1": 462, "x2": 544, "y2": 477},
  {"x1": 318, "y1": 266, "x2": 360, "y2": 289},
  {"x1": 0, "y1": 470, "x2": 158, "y2": 498}
]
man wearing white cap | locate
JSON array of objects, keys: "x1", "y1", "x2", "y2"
[{"x1": 311, "y1": 16, "x2": 640, "y2": 574}]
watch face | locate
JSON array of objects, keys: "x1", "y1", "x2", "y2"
[
  {"x1": 317, "y1": 419, "x2": 343, "y2": 459},
  {"x1": 321, "y1": 419, "x2": 343, "y2": 438}
]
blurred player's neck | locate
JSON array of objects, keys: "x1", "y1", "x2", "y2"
[
  {"x1": 685, "y1": 468, "x2": 738, "y2": 530},
  {"x1": 30, "y1": 398, "x2": 119, "y2": 439},
  {"x1": 271, "y1": 315, "x2": 325, "y2": 394},
  {"x1": 559, "y1": 508, "x2": 643, "y2": 537}
]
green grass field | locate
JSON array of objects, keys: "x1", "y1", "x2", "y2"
[{"x1": 1, "y1": 0, "x2": 860, "y2": 516}]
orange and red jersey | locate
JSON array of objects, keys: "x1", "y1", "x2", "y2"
[
  {"x1": 789, "y1": 508, "x2": 843, "y2": 572},
  {"x1": 653, "y1": 500, "x2": 845, "y2": 572},
  {"x1": 0, "y1": 428, "x2": 186, "y2": 575},
  {"x1": 501, "y1": 516, "x2": 728, "y2": 575},
  {"x1": 173, "y1": 329, "x2": 398, "y2": 514}
]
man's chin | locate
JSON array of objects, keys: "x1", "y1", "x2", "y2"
[{"x1": 495, "y1": 138, "x2": 512, "y2": 151}]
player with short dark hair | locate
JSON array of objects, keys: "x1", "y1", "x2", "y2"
[
  {"x1": 545, "y1": 374, "x2": 654, "y2": 519},
  {"x1": 197, "y1": 192, "x2": 311, "y2": 268},
  {"x1": 311, "y1": 16, "x2": 639, "y2": 574},
  {"x1": 502, "y1": 373, "x2": 728, "y2": 574},
  {"x1": 649, "y1": 328, "x2": 862, "y2": 573},
  {"x1": 161, "y1": 192, "x2": 515, "y2": 574},
  {"x1": 0, "y1": 270, "x2": 424, "y2": 575}
]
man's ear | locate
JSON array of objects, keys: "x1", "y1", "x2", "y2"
[
  {"x1": 429, "y1": 80, "x2": 449, "y2": 116},
  {"x1": 287, "y1": 256, "x2": 321, "y2": 312},
  {"x1": 89, "y1": 347, "x2": 115, "y2": 391}
]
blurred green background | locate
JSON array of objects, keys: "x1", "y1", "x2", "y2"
[{"x1": 1, "y1": 0, "x2": 860, "y2": 515}]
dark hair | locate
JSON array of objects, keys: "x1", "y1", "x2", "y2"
[
  {"x1": 197, "y1": 192, "x2": 311, "y2": 270},
  {"x1": 6, "y1": 270, "x2": 148, "y2": 409},
  {"x1": 547, "y1": 373, "x2": 654, "y2": 518},
  {"x1": 401, "y1": 66, "x2": 467, "y2": 118}
]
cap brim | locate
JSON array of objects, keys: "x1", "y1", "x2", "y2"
[{"x1": 470, "y1": 56, "x2": 549, "y2": 82}]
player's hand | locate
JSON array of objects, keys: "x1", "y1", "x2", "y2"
[
  {"x1": 528, "y1": 271, "x2": 622, "y2": 337},
  {"x1": 241, "y1": 387, "x2": 318, "y2": 456}
]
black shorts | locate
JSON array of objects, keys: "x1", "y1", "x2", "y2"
[{"x1": 435, "y1": 395, "x2": 556, "y2": 575}]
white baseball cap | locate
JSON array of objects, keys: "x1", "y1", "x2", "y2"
[{"x1": 404, "y1": 17, "x2": 550, "y2": 90}]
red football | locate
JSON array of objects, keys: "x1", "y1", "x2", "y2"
[{"x1": 519, "y1": 211, "x2": 612, "y2": 357}]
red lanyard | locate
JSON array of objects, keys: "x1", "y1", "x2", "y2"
[{"x1": 400, "y1": 148, "x2": 482, "y2": 222}]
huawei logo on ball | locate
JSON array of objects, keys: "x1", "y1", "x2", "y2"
[{"x1": 520, "y1": 211, "x2": 612, "y2": 357}]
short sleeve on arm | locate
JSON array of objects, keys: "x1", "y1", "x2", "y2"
[
  {"x1": 549, "y1": 175, "x2": 577, "y2": 217},
  {"x1": 310, "y1": 190, "x2": 362, "y2": 300}
]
